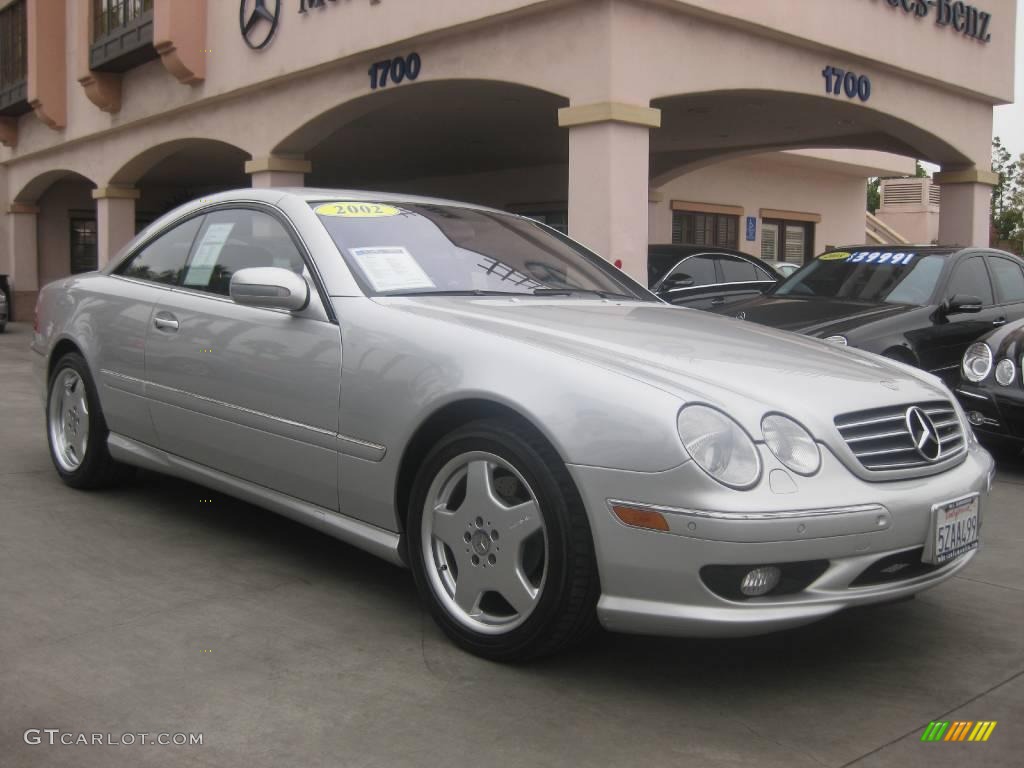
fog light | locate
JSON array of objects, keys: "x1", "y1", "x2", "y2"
[
  {"x1": 740, "y1": 566, "x2": 781, "y2": 596},
  {"x1": 968, "y1": 411, "x2": 985, "y2": 426}
]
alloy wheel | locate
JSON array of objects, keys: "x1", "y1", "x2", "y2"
[{"x1": 421, "y1": 451, "x2": 548, "y2": 634}]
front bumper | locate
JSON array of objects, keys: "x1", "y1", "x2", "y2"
[
  {"x1": 568, "y1": 443, "x2": 995, "y2": 638},
  {"x1": 955, "y1": 383, "x2": 1024, "y2": 445}
]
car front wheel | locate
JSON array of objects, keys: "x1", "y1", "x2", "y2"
[{"x1": 408, "y1": 419, "x2": 599, "y2": 661}]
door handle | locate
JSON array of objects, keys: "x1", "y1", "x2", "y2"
[
  {"x1": 992, "y1": 318, "x2": 1006, "y2": 326},
  {"x1": 710, "y1": 297, "x2": 726, "y2": 305},
  {"x1": 153, "y1": 314, "x2": 179, "y2": 332}
]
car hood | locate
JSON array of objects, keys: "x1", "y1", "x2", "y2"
[
  {"x1": 718, "y1": 295, "x2": 918, "y2": 336},
  {"x1": 375, "y1": 297, "x2": 950, "y2": 427}
]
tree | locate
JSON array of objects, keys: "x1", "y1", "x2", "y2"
[
  {"x1": 867, "y1": 177, "x2": 880, "y2": 213},
  {"x1": 991, "y1": 137, "x2": 1023, "y2": 253}
]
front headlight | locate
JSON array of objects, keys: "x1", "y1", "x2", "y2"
[
  {"x1": 761, "y1": 414, "x2": 821, "y2": 475},
  {"x1": 962, "y1": 342, "x2": 993, "y2": 383},
  {"x1": 677, "y1": 405, "x2": 761, "y2": 489},
  {"x1": 995, "y1": 358, "x2": 1016, "y2": 387},
  {"x1": 823, "y1": 335, "x2": 848, "y2": 346}
]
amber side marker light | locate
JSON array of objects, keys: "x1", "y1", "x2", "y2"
[{"x1": 611, "y1": 504, "x2": 670, "y2": 532}]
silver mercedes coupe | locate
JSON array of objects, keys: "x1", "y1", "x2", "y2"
[{"x1": 32, "y1": 189, "x2": 995, "y2": 660}]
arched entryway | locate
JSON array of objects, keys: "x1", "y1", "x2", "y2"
[
  {"x1": 5, "y1": 170, "x2": 97, "y2": 321},
  {"x1": 93, "y1": 139, "x2": 252, "y2": 266},
  {"x1": 272, "y1": 80, "x2": 570, "y2": 226}
]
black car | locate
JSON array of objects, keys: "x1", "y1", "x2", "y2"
[
  {"x1": 714, "y1": 245, "x2": 1024, "y2": 385},
  {"x1": 956, "y1": 317, "x2": 1024, "y2": 460},
  {"x1": 648, "y1": 245, "x2": 780, "y2": 311}
]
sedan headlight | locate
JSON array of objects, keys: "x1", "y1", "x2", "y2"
[
  {"x1": 995, "y1": 358, "x2": 1016, "y2": 387},
  {"x1": 761, "y1": 414, "x2": 821, "y2": 475},
  {"x1": 962, "y1": 342, "x2": 993, "y2": 383},
  {"x1": 677, "y1": 405, "x2": 761, "y2": 489},
  {"x1": 823, "y1": 335, "x2": 848, "y2": 346}
]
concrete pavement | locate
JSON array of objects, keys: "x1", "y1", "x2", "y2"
[{"x1": 1, "y1": 321, "x2": 1022, "y2": 768}]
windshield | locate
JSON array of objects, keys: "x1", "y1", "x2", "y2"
[
  {"x1": 772, "y1": 249, "x2": 949, "y2": 305},
  {"x1": 312, "y1": 201, "x2": 654, "y2": 300}
]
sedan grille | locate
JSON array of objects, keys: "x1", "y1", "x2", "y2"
[{"x1": 834, "y1": 401, "x2": 965, "y2": 471}]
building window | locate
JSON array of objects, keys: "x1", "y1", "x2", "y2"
[
  {"x1": 672, "y1": 210, "x2": 739, "y2": 249},
  {"x1": 94, "y1": 0, "x2": 153, "y2": 39},
  {"x1": 761, "y1": 219, "x2": 815, "y2": 264},
  {"x1": 91, "y1": 0, "x2": 156, "y2": 72},
  {"x1": 70, "y1": 218, "x2": 99, "y2": 274},
  {"x1": 0, "y1": 0, "x2": 28, "y2": 116}
]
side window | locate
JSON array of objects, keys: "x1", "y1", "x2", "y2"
[
  {"x1": 946, "y1": 256, "x2": 994, "y2": 306},
  {"x1": 668, "y1": 255, "x2": 717, "y2": 287},
  {"x1": 117, "y1": 217, "x2": 203, "y2": 286},
  {"x1": 181, "y1": 209, "x2": 306, "y2": 297},
  {"x1": 988, "y1": 257, "x2": 1024, "y2": 304},
  {"x1": 719, "y1": 256, "x2": 760, "y2": 283}
]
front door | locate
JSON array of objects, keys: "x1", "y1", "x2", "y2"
[
  {"x1": 143, "y1": 206, "x2": 342, "y2": 510},
  {"x1": 918, "y1": 254, "x2": 1002, "y2": 382}
]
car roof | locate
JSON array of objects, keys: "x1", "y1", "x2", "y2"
[
  {"x1": 647, "y1": 244, "x2": 753, "y2": 259},
  {"x1": 830, "y1": 244, "x2": 961, "y2": 254},
  {"x1": 204, "y1": 187, "x2": 509, "y2": 213}
]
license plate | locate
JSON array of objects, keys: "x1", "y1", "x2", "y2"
[{"x1": 926, "y1": 494, "x2": 980, "y2": 565}]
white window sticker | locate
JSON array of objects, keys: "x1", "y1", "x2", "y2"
[
  {"x1": 184, "y1": 223, "x2": 235, "y2": 287},
  {"x1": 350, "y1": 246, "x2": 435, "y2": 292}
]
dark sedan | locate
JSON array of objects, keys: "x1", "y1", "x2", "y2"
[
  {"x1": 956, "y1": 318, "x2": 1024, "y2": 460},
  {"x1": 648, "y1": 245, "x2": 780, "y2": 311},
  {"x1": 715, "y1": 246, "x2": 1024, "y2": 385}
]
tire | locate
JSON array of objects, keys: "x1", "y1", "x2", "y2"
[
  {"x1": 46, "y1": 352, "x2": 126, "y2": 489},
  {"x1": 407, "y1": 419, "x2": 600, "y2": 661}
]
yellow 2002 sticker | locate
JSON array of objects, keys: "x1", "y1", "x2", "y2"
[
  {"x1": 315, "y1": 202, "x2": 401, "y2": 218},
  {"x1": 818, "y1": 251, "x2": 851, "y2": 261}
]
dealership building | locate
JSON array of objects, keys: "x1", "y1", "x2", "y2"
[{"x1": 0, "y1": 0, "x2": 1016, "y2": 319}]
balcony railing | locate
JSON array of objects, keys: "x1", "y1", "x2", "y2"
[
  {"x1": 0, "y1": 0, "x2": 29, "y2": 117},
  {"x1": 90, "y1": 0, "x2": 157, "y2": 73}
]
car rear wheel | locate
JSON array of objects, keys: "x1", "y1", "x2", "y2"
[
  {"x1": 408, "y1": 419, "x2": 599, "y2": 661},
  {"x1": 47, "y1": 352, "x2": 126, "y2": 489}
]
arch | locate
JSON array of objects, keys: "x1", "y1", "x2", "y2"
[
  {"x1": 108, "y1": 138, "x2": 251, "y2": 187},
  {"x1": 648, "y1": 89, "x2": 972, "y2": 188},
  {"x1": 14, "y1": 169, "x2": 97, "y2": 204},
  {"x1": 272, "y1": 78, "x2": 569, "y2": 165}
]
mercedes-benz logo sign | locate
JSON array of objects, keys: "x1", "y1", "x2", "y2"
[
  {"x1": 905, "y1": 406, "x2": 941, "y2": 462},
  {"x1": 240, "y1": 0, "x2": 281, "y2": 50}
]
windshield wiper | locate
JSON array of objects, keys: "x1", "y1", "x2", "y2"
[
  {"x1": 385, "y1": 289, "x2": 526, "y2": 297},
  {"x1": 532, "y1": 287, "x2": 636, "y2": 300}
]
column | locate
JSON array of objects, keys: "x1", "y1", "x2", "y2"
[
  {"x1": 935, "y1": 167, "x2": 998, "y2": 248},
  {"x1": 245, "y1": 156, "x2": 312, "y2": 189},
  {"x1": 92, "y1": 187, "x2": 140, "y2": 268},
  {"x1": 27, "y1": 0, "x2": 67, "y2": 129},
  {"x1": 8, "y1": 204, "x2": 39, "y2": 322},
  {"x1": 559, "y1": 102, "x2": 660, "y2": 283}
]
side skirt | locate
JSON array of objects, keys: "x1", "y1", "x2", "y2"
[{"x1": 107, "y1": 433, "x2": 405, "y2": 568}]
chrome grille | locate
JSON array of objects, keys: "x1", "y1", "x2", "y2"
[{"x1": 835, "y1": 401, "x2": 965, "y2": 471}]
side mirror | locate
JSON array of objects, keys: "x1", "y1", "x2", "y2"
[
  {"x1": 661, "y1": 273, "x2": 695, "y2": 290},
  {"x1": 229, "y1": 267, "x2": 310, "y2": 312},
  {"x1": 942, "y1": 294, "x2": 983, "y2": 316}
]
